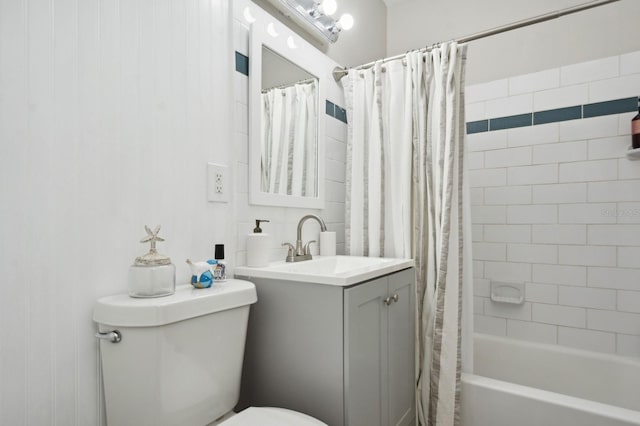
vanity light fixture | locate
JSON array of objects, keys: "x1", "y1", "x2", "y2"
[
  {"x1": 267, "y1": 22, "x2": 280, "y2": 38},
  {"x1": 316, "y1": 0, "x2": 337, "y2": 16},
  {"x1": 331, "y1": 13, "x2": 353, "y2": 33},
  {"x1": 243, "y1": 6, "x2": 257, "y2": 23},
  {"x1": 264, "y1": 0, "x2": 354, "y2": 43}
]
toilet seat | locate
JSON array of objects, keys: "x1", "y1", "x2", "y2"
[{"x1": 219, "y1": 407, "x2": 328, "y2": 426}]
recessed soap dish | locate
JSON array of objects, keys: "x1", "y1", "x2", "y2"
[
  {"x1": 626, "y1": 147, "x2": 640, "y2": 161},
  {"x1": 490, "y1": 281, "x2": 524, "y2": 305}
]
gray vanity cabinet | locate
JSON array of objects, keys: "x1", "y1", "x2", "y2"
[
  {"x1": 344, "y1": 269, "x2": 415, "y2": 426},
  {"x1": 236, "y1": 267, "x2": 415, "y2": 426}
]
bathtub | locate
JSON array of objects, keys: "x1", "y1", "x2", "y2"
[{"x1": 461, "y1": 334, "x2": 640, "y2": 426}]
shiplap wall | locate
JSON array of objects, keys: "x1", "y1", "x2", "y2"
[
  {"x1": 0, "y1": 1, "x2": 233, "y2": 424},
  {"x1": 0, "y1": 0, "x2": 347, "y2": 423}
]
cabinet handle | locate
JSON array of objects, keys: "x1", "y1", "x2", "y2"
[{"x1": 384, "y1": 294, "x2": 399, "y2": 306}]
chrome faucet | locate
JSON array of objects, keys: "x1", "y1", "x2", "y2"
[{"x1": 282, "y1": 214, "x2": 327, "y2": 262}]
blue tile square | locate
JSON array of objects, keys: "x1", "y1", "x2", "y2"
[
  {"x1": 325, "y1": 100, "x2": 335, "y2": 117},
  {"x1": 235, "y1": 52, "x2": 249, "y2": 76},
  {"x1": 334, "y1": 104, "x2": 347, "y2": 123},
  {"x1": 489, "y1": 114, "x2": 532, "y2": 131},
  {"x1": 583, "y1": 97, "x2": 638, "y2": 118},
  {"x1": 466, "y1": 120, "x2": 489, "y2": 134},
  {"x1": 534, "y1": 106, "x2": 582, "y2": 125}
]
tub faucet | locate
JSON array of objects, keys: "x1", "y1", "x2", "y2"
[{"x1": 282, "y1": 214, "x2": 327, "y2": 262}]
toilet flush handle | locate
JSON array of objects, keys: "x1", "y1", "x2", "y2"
[{"x1": 96, "y1": 330, "x2": 122, "y2": 343}]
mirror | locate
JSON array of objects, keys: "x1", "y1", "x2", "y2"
[
  {"x1": 261, "y1": 47, "x2": 318, "y2": 197},
  {"x1": 249, "y1": 21, "x2": 326, "y2": 209}
]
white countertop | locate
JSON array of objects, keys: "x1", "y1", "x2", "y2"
[{"x1": 234, "y1": 255, "x2": 415, "y2": 286}]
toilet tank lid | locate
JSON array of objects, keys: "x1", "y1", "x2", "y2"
[{"x1": 93, "y1": 279, "x2": 257, "y2": 327}]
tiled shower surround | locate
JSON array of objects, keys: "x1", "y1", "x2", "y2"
[{"x1": 467, "y1": 50, "x2": 640, "y2": 357}]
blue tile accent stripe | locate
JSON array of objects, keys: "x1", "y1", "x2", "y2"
[
  {"x1": 466, "y1": 96, "x2": 639, "y2": 134},
  {"x1": 235, "y1": 52, "x2": 249, "y2": 76},
  {"x1": 534, "y1": 106, "x2": 582, "y2": 125},
  {"x1": 467, "y1": 120, "x2": 489, "y2": 134},
  {"x1": 490, "y1": 113, "x2": 532, "y2": 131},
  {"x1": 334, "y1": 105, "x2": 347, "y2": 123},
  {"x1": 326, "y1": 100, "x2": 348, "y2": 123},
  {"x1": 326, "y1": 100, "x2": 335, "y2": 116},
  {"x1": 583, "y1": 97, "x2": 638, "y2": 118}
]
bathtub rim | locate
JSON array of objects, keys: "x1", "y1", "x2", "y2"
[
  {"x1": 474, "y1": 333, "x2": 640, "y2": 369},
  {"x1": 462, "y1": 372, "x2": 640, "y2": 425}
]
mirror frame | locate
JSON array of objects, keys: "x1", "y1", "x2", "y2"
[{"x1": 248, "y1": 20, "x2": 326, "y2": 209}]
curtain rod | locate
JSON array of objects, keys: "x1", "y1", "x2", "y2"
[
  {"x1": 262, "y1": 77, "x2": 316, "y2": 93},
  {"x1": 332, "y1": 0, "x2": 621, "y2": 82}
]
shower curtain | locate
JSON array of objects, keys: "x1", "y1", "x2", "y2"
[
  {"x1": 342, "y1": 43, "x2": 472, "y2": 426},
  {"x1": 261, "y1": 80, "x2": 317, "y2": 197}
]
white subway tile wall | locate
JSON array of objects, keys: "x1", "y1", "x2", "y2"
[
  {"x1": 485, "y1": 94, "x2": 533, "y2": 118},
  {"x1": 233, "y1": 14, "x2": 347, "y2": 266},
  {"x1": 533, "y1": 84, "x2": 589, "y2": 111},
  {"x1": 467, "y1": 51, "x2": 640, "y2": 357},
  {"x1": 589, "y1": 74, "x2": 640, "y2": 103},
  {"x1": 508, "y1": 69, "x2": 559, "y2": 96}
]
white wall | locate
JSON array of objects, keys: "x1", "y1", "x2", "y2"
[
  {"x1": 468, "y1": 51, "x2": 640, "y2": 357},
  {"x1": 0, "y1": 1, "x2": 233, "y2": 424},
  {"x1": 0, "y1": 0, "x2": 346, "y2": 424},
  {"x1": 387, "y1": 0, "x2": 640, "y2": 84}
]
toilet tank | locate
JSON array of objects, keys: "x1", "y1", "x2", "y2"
[{"x1": 93, "y1": 279, "x2": 257, "y2": 426}]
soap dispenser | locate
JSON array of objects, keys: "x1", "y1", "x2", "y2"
[
  {"x1": 246, "y1": 219, "x2": 270, "y2": 267},
  {"x1": 128, "y1": 225, "x2": 176, "y2": 298}
]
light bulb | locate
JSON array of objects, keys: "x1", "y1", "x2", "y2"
[
  {"x1": 287, "y1": 36, "x2": 297, "y2": 49},
  {"x1": 267, "y1": 22, "x2": 279, "y2": 38},
  {"x1": 338, "y1": 13, "x2": 354, "y2": 31},
  {"x1": 319, "y1": 0, "x2": 337, "y2": 16},
  {"x1": 243, "y1": 6, "x2": 256, "y2": 24}
]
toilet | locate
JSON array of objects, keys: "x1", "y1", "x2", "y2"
[{"x1": 93, "y1": 279, "x2": 327, "y2": 426}]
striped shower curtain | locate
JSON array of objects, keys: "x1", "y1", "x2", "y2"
[
  {"x1": 261, "y1": 80, "x2": 318, "y2": 197},
  {"x1": 342, "y1": 43, "x2": 473, "y2": 426}
]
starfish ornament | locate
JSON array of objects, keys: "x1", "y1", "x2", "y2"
[
  {"x1": 140, "y1": 225, "x2": 165, "y2": 254},
  {"x1": 135, "y1": 225, "x2": 171, "y2": 266}
]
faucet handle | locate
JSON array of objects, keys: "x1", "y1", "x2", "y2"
[
  {"x1": 303, "y1": 240, "x2": 316, "y2": 255},
  {"x1": 282, "y1": 242, "x2": 295, "y2": 261}
]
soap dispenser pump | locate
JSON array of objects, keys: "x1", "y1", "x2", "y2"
[
  {"x1": 246, "y1": 219, "x2": 270, "y2": 267},
  {"x1": 253, "y1": 219, "x2": 269, "y2": 233}
]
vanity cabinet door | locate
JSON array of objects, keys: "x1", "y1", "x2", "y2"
[
  {"x1": 387, "y1": 268, "x2": 416, "y2": 426},
  {"x1": 344, "y1": 277, "x2": 389, "y2": 426},
  {"x1": 344, "y1": 269, "x2": 415, "y2": 426}
]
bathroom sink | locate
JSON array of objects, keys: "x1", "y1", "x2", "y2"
[{"x1": 234, "y1": 255, "x2": 414, "y2": 286}]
